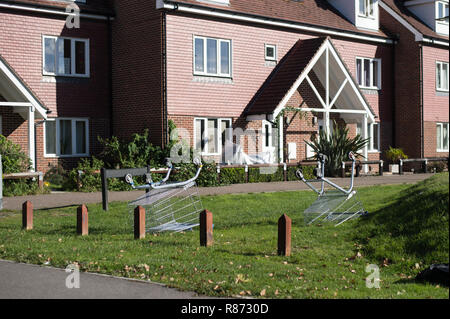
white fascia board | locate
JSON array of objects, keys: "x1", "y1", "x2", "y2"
[
  {"x1": 0, "y1": 2, "x2": 111, "y2": 20},
  {"x1": 404, "y1": 0, "x2": 435, "y2": 6},
  {"x1": 159, "y1": 1, "x2": 394, "y2": 44},
  {"x1": 379, "y1": 1, "x2": 449, "y2": 47},
  {"x1": 0, "y1": 60, "x2": 47, "y2": 119}
]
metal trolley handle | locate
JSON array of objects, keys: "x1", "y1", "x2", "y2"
[
  {"x1": 125, "y1": 158, "x2": 203, "y2": 190},
  {"x1": 296, "y1": 152, "x2": 356, "y2": 195}
]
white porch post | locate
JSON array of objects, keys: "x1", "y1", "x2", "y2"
[
  {"x1": 28, "y1": 106, "x2": 35, "y2": 171},
  {"x1": 279, "y1": 115, "x2": 284, "y2": 163},
  {"x1": 363, "y1": 114, "x2": 369, "y2": 174}
]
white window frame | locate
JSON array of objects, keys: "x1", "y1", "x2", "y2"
[
  {"x1": 358, "y1": 0, "x2": 375, "y2": 18},
  {"x1": 265, "y1": 44, "x2": 277, "y2": 61},
  {"x1": 436, "y1": 1, "x2": 449, "y2": 25},
  {"x1": 44, "y1": 118, "x2": 90, "y2": 158},
  {"x1": 194, "y1": 117, "x2": 232, "y2": 156},
  {"x1": 436, "y1": 61, "x2": 449, "y2": 92},
  {"x1": 262, "y1": 120, "x2": 273, "y2": 152},
  {"x1": 367, "y1": 122, "x2": 380, "y2": 153},
  {"x1": 193, "y1": 36, "x2": 231, "y2": 78},
  {"x1": 42, "y1": 36, "x2": 90, "y2": 78},
  {"x1": 356, "y1": 57, "x2": 382, "y2": 90},
  {"x1": 437, "y1": 122, "x2": 449, "y2": 152}
]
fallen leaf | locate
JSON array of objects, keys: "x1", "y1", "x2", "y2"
[{"x1": 260, "y1": 289, "x2": 266, "y2": 296}]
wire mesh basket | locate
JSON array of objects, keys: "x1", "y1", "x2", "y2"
[
  {"x1": 296, "y1": 152, "x2": 368, "y2": 226},
  {"x1": 126, "y1": 159, "x2": 204, "y2": 233}
]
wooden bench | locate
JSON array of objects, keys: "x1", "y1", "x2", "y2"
[
  {"x1": 399, "y1": 157, "x2": 449, "y2": 175},
  {"x1": 2, "y1": 172, "x2": 44, "y2": 189}
]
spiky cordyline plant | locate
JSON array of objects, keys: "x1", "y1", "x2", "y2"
[{"x1": 305, "y1": 121, "x2": 369, "y2": 177}]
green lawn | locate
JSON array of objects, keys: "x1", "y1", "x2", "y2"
[{"x1": 0, "y1": 173, "x2": 448, "y2": 299}]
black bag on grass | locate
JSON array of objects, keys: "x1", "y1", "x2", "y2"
[{"x1": 416, "y1": 264, "x2": 449, "y2": 286}]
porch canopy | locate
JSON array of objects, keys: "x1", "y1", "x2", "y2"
[
  {"x1": 245, "y1": 37, "x2": 376, "y2": 162},
  {"x1": 0, "y1": 54, "x2": 48, "y2": 170}
]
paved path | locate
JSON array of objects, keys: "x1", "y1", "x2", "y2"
[
  {"x1": 0, "y1": 259, "x2": 207, "y2": 299},
  {"x1": 2, "y1": 174, "x2": 433, "y2": 211}
]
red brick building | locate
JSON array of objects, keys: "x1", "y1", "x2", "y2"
[{"x1": 0, "y1": 0, "x2": 448, "y2": 173}]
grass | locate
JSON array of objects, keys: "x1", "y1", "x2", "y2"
[{"x1": 0, "y1": 173, "x2": 448, "y2": 299}]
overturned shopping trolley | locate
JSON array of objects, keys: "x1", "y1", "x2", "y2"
[
  {"x1": 296, "y1": 152, "x2": 367, "y2": 226},
  {"x1": 125, "y1": 159, "x2": 204, "y2": 233}
]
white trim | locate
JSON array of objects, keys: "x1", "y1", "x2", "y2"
[
  {"x1": 158, "y1": 1, "x2": 394, "y2": 44},
  {"x1": 42, "y1": 36, "x2": 90, "y2": 78},
  {"x1": 0, "y1": 102, "x2": 32, "y2": 107},
  {"x1": 194, "y1": 117, "x2": 232, "y2": 156},
  {"x1": 193, "y1": 36, "x2": 231, "y2": 78},
  {"x1": 367, "y1": 122, "x2": 380, "y2": 152},
  {"x1": 265, "y1": 44, "x2": 277, "y2": 61},
  {"x1": 436, "y1": 61, "x2": 449, "y2": 92},
  {"x1": 0, "y1": 2, "x2": 111, "y2": 21},
  {"x1": 305, "y1": 75, "x2": 327, "y2": 109},
  {"x1": 44, "y1": 117, "x2": 90, "y2": 158},
  {"x1": 356, "y1": 56, "x2": 382, "y2": 90},
  {"x1": 28, "y1": 108, "x2": 35, "y2": 171},
  {"x1": 436, "y1": 122, "x2": 449, "y2": 152},
  {"x1": 297, "y1": 108, "x2": 369, "y2": 115},
  {"x1": 405, "y1": 0, "x2": 435, "y2": 6}
]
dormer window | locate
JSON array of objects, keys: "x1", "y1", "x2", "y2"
[
  {"x1": 437, "y1": 1, "x2": 449, "y2": 24},
  {"x1": 359, "y1": 0, "x2": 375, "y2": 18}
]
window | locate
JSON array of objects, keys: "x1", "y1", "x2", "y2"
[
  {"x1": 44, "y1": 118, "x2": 89, "y2": 157},
  {"x1": 356, "y1": 57, "x2": 381, "y2": 89},
  {"x1": 437, "y1": 123, "x2": 449, "y2": 152},
  {"x1": 194, "y1": 118, "x2": 232, "y2": 155},
  {"x1": 359, "y1": 0, "x2": 375, "y2": 18},
  {"x1": 436, "y1": 61, "x2": 449, "y2": 91},
  {"x1": 194, "y1": 36, "x2": 231, "y2": 77},
  {"x1": 43, "y1": 36, "x2": 89, "y2": 77},
  {"x1": 367, "y1": 122, "x2": 380, "y2": 152},
  {"x1": 265, "y1": 44, "x2": 277, "y2": 61},
  {"x1": 262, "y1": 121, "x2": 273, "y2": 150},
  {"x1": 437, "y1": 1, "x2": 449, "y2": 24}
]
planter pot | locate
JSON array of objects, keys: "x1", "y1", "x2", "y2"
[{"x1": 389, "y1": 164, "x2": 400, "y2": 174}]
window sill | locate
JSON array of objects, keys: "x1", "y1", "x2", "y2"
[
  {"x1": 368, "y1": 150, "x2": 381, "y2": 154},
  {"x1": 436, "y1": 149, "x2": 449, "y2": 153},
  {"x1": 193, "y1": 75, "x2": 233, "y2": 84}
]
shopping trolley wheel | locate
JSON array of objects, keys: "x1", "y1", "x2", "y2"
[
  {"x1": 296, "y1": 169, "x2": 304, "y2": 180},
  {"x1": 125, "y1": 174, "x2": 133, "y2": 184}
]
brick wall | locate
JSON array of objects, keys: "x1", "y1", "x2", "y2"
[
  {"x1": 111, "y1": 0, "x2": 164, "y2": 146},
  {"x1": 0, "y1": 8, "x2": 111, "y2": 172}
]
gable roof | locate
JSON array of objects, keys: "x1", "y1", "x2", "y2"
[
  {"x1": 163, "y1": 0, "x2": 391, "y2": 40},
  {"x1": 381, "y1": 0, "x2": 449, "y2": 41},
  {"x1": 245, "y1": 37, "x2": 376, "y2": 122},
  {"x1": 0, "y1": 53, "x2": 48, "y2": 119}
]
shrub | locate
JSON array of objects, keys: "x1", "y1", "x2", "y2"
[
  {"x1": 44, "y1": 165, "x2": 69, "y2": 189},
  {"x1": 305, "y1": 122, "x2": 368, "y2": 177},
  {"x1": 220, "y1": 167, "x2": 246, "y2": 185},
  {"x1": 385, "y1": 146, "x2": 408, "y2": 163},
  {"x1": 173, "y1": 161, "x2": 219, "y2": 188},
  {"x1": 0, "y1": 135, "x2": 31, "y2": 174}
]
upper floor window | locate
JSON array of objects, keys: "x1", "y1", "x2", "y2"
[
  {"x1": 356, "y1": 57, "x2": 381, "y2": 90},
  {"x1": 359, "y1": 0, "x2": 375, "y2": 18},
  {"x1": 436, "y1": 1, "x2": 449, "y2": 24},
  {"x1": 43, "y1": 36, "x2": 89, "y2": 77},
  {"x1": 194, "y1": 36, "x2": 231, "y2": 77},
  {"x1": 265, "y1": 44, "x2": 277, "y2": 61},
  {"x1": 436, "y1": 61, "x2": 449, "y2": 91}
]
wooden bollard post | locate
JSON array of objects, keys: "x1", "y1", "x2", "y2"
[
  {"x1": 134, "y1": 206, "x2": 146, "y2": 240},
  {"x1": 278, "y1": 214, "x2": 291, "y2": 257},
  {"x1": 77, "y1": 205, "x2": 89, "y2": 236},
  {"x1": 22, "y1": 201, "x2": 33, "y2": 230},
  {"x1": 200, "y1": 210, "x2": 213, "y2": 247}
]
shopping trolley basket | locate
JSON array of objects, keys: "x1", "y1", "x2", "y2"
[
  {"x1": 125, "y1": 159, "x2": 204, "y2": 233},
  {"x1": 296, "y1": 152, "x2": 367, "y2": 226}
]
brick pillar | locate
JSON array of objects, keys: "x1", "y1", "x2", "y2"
[
  {"x1": 77, "y1": 205, "x2": 89, "y2": 236},
  {"x1": 22, "y1": 201, "x2": 33, "y2": 230},
  {"x1": 200, "y1": 210, "x2": 213, "y2": 247},
  {"x1": 278, "y1": 214, "x2": 292, "y2": 256},
  {"x1": 134, "y1": 206, "x2": 146, "y2": 240}
]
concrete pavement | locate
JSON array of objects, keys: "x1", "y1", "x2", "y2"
[
  {"x1": 0, "y1": 259, "x2": 207, "y2": 299},
  {"x1": 1, "y1": 173, "x2": 434, "y2": 211}
]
